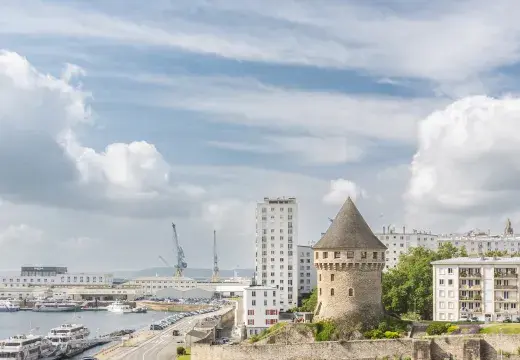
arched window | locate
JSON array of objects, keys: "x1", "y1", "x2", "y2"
[
  {"x1": 319, "y1": 274, "x2": 321, "y2": 281},
  {"x1": 348, "y1": 288, "x2": 354, "y2": 297},
  {"x1": 319, "y1": 288, "x2": 322, "y2": 295},
  {"x1": 331, "y1": 274, "x2": 335, "y2": 281},
  {"x1": 331, "y1": 288, "x2": 335, "y2": 296}
]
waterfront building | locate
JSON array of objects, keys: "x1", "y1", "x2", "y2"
[
  {"x1": 0, "y1": 266, "x2": 113, "y2": 289},
  {"x1": 243, "y1": 284, "x2": 279, "y2": 337},
  {"x1": 432, "y1": 256, "x2": 520, "y2": 322},
  {"x1": 255, "y1": 197, "x2": 298, "y2": 311},
  {"x1": 297, "y1": 245, "x2": 317, "y2": 297},
  {"x1": 374, "y1": 227, "x2": 438, "y2": 269},
  {"x1": 126, "y1": 276, "x2": 198, "y2": 295},
  {"x1": 313, "y1": 197, "x2": 386, "y2": 323}
]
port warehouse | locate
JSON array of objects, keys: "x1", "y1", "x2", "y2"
[{"x1": 0, "y1": 267, "x2": 249, "y2": 300}]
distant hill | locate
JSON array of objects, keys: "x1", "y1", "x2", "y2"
[{"x1": 115, "y1": 267, "x2": 254, "y2": 280}]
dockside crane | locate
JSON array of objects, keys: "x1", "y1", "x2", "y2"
[
  {"x1": 211, "y1": 230, "x2": 219, "y2": 283},
  {"x1": 172, "y1": 223, "x2": 187, "y2": 277}
]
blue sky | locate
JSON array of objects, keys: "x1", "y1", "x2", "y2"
[{"x1": 1, "y1": 0, "x2": 520, "y2": 270}]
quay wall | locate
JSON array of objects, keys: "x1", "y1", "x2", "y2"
[
  {"x1": 136, "y1": 301, "x2": 210, "y2": 312},
  {"x1": 192, "y1": 334, "x2": 520, "y2": 360}
]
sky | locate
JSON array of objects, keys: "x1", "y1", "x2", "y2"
[{"x1": 2, "y1": 0, "x2": 520, "y2": 271}]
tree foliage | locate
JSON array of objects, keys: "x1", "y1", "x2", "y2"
[
  {"x1": 289, "y1": 287, "x2": 317, "y2": 313},
  {"x1": 382, "y1": 243, "x2": 466, "y2": 320}
]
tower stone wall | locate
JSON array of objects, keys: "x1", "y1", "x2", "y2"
[{"x1": 314, "y1": 248, "x2": 385, "y2": 321}]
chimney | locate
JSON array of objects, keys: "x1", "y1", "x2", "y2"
[
  {"x1": 383, "y1": 226, "x2": 386, "y2": 234},
  {"x1": 403, "y1": 226, "x2": 406, "y2": 234}
]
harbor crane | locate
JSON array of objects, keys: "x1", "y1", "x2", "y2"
[
  {"x1": 172, "y1": 223, "x2": 187, "y2": 277},
  {"x1": 211, "y1": 230, "x2": 219, "y2": 283}
]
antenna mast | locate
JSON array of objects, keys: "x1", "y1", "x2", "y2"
[
  {"x1": 211, "y1": 230, "x2": 219, "y2": 282},
  {"x1": 172, "y1": 223, "x2": 187, "y2": 277}
]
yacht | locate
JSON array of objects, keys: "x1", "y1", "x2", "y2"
[
  {"x1": 46, "y1": 324, "x2": 90, "y2": 349},
  {"x1": 33, "y1": 300, "x2": 80, "y2": 312},
  {"x1": 0, "y1": 300, "x2": 20, "y2": 312},
  {"x1": 106, "y1": 300, "x2": 132, "y2": 314},
  {"x1": 0, "y1": 334, "x2": 54, "y2": 360}
]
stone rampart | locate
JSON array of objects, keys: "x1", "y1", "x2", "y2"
[{"x1": 192, "y1": 334, "x2": 520, "y2": 360}]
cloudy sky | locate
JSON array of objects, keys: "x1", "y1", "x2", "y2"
[{"x1": 1, "y1": 0, "x2": 520, "y2": 271}]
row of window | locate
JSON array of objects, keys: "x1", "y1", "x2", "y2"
[
  {"x1": 247, "y1": 319, "x2": 278, "y2": 326},
  {"x1": 247, "y1": 309, "x2": 279, "y2": 316},
  {"x1": 319, "y1": 287, "x2": 354, "y2": 296},
  {"x1": 261, "y1": 207, "x2": 294, "y2": 213},
  {"x1": 251, "y1": 299, "x2": 277, "y2": 306},
  {"x1": 1, "y1": 276, "x2": 105, "y2": 284},
  {"x1": 316, "y1": 251, "x2": 384, "y2": 260}
]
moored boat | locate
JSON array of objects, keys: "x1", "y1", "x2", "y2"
[
  {"x1": 33, "y1": 300, "x2": 80, "y2": 312},
  {"x1": 106, "y1": 300, "x2": 132, "y2": 314},
  {"x1": 0, "y1": 300, "x2": 20, "y2": 313},
  {"x1": 0, "y1": 334, "x2": 54, "y2": 360}
]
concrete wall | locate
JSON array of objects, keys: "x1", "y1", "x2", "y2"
[{"x1": 192, "y1": 334, "x2": 520, "y2": 360}]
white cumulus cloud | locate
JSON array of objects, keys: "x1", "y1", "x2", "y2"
[{"x1": 323, "y1": 179, "x2": 366, "y2": 205}]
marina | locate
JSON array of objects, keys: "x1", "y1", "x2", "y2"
[{"x1": 0, "y1": 310, "x2": 164, "y2": 359}]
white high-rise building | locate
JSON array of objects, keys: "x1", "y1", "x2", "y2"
[
  {"x1": 432, "y1": 256, "x2": 520, "y2": 322},
  {"x1": 297, "y1": 245, "x2": 317, "y2": 296},
  {"x1": 374, "y1": 226, "x2": 438, "y2": 270},
  {"x1": 255, "y1": 197, "x2": 298, "y2": 311}
]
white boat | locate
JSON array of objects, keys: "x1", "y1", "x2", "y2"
[
  {"x1": 46, "y1": 323, "x2": 90, "y2": 350},
  {"x1": 106, "y1": 300, "x2": 132, "y2": 314},
  {"x1": 33, "y1": 300, "x2": 80, "y2": 312},
  {"x1": 0, "y1": 300, "x2": 20, "y2": 313},
  {"x1": 0, "y1": 334, "x2": 54, "y2": 360}
]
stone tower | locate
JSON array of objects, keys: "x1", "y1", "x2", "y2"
[{"x1": 313, "y1": 197, "x2": 387, "y2": 323}]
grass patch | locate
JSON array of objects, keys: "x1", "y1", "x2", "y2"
[
  {"x1": 177, "y1": 347, "x2": 191, "y2": 360},
  {"x1": 249, "y1": 322, "x2": 287, "y2": 343},
  {"x1": 480, "y1": 324, "x2": 520, "y2": 334}
]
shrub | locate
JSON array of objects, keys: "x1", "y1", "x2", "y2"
[
  {"x1": 364, "y1": 329, "x2": 384, "y2": 339},
  {"x1": 384, "y1": 331, "x2": 400, "y2": 339},
  {"x1": 426, "y1": 322, "x2": 451, "y2": 336},
  {"x1": 401, "y1": 312, "x2": 421, "y2": 321},
  {"x1": 176, "y1": 346, "x2": 186, "y2": 355},
  {"x1": 447, "y1": 325, "x2": 459, "y2": 334},
  {"x1": 314, "y1": 320, "x2": 337, "y2": 341}
]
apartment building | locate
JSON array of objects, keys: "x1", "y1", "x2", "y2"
[
  {"x1": 297, "y1": 245, "x2": 317, "y2": 297},
  {"x1": 243, "y1": 285, "x2": 279, "y2": 337},
  {"x1": 432, "y1": 257, "x2": 520, "y2": 322},
  {"x1": 374, "y1": 226, "x2": 438, "y2": 269},
  {"x1": 255, "y1": 197, "x2": 298, "y2": 311},
  {"x1": 0, "y1": 266, "x2": 113, "y2": 288},
  {"x1": 438, "y1": 230, "x2": 520, "y2": 255}
]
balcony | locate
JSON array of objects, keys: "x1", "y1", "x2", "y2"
[
  {"x1": 459, "y1": 271, "x2": 481, "y2": 278},
  {"x1": 494, "y1": 284, "x2": 518, "y2": 290},
  {"x1": 495, "y1": 297, "x2": 516, "y2": 302},
  {"x1": 461, "y1": 308, "x2": 482, "y2": 314},
  {"x1": 495, "y1": 272, "x2": 518, "y2": 279},
  {"x1": 460, "y1": 296, "x2": 482, "y2": 301},
  {"x1": 459, "y1": 285, "x2": 482, "y2": 290}
]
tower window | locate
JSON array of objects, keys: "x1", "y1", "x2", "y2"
[
  {"x1": 373, "y1": 252, "x2": 378, "y2": 260},
  {"x1": 319, "y1": 274, "x2": 321, "y2": 281},
  {"x1": 361, "y1": 251, "x2": 367, "y2": 259},
  {"x1": 315, "y1": 252, "x2": 319, "y2": 259},
  {"x1": 347, "y1": 251, "x2": 354, "y2": 259},
  {"x1": 319, "y1": 288, "x2": 322, "y2": 295},
  {"x1": 331, "y1": 288, "x2": 335, "y2": 296},
  {"x1": 323, "y1": 252, "x2": 328, "y2": 259},
  {"x1": 334, "y1": 252, "x2": 340, "y2": 259},
  {"x1": 331, "y1": 274, "x2": 335, "y2": 281},
  {"x1": 348, "y1": 288, "x2": 354, "y2": 297}
]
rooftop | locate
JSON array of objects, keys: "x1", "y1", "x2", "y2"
[
  {"x1": 432, "y1": 257, "x2": 520, "y2": 265},
  {"x1": 245, "y1": 284, "x2": 277, "y2": 291},
  {"x1": 313, "y1": 197, "x2": 386, "y2": 250}
]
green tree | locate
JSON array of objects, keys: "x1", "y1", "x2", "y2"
[{"x1": 382, "y1": 242, "x2": 465, "y2": 320}]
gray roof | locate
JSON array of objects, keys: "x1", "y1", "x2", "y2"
[
  {"x1": 432, "y1": 257, "x2": 520, "y2": 265},
  {"x1": 313, "y1": 197, "x2": 386, "y2": 250}
]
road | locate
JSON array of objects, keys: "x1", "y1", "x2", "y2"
[{"x1": 108, "y1": 306, "x2": 232, "y2": 360}]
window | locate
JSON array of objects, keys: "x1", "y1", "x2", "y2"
[
  {"x1": 323, "y1": 252, "x2": 328, "y2": 259},
  {"x1": 248, "y1": 309, "x2": 254, "y2": 315},
  {"x1": 361, "y1": 251, "x2": 367, "y2": 259},
  {"x1": 439, "y1": 279, "x2": 444, "y2": 285},
  {"x1": 348, "y1": 288, "x2": 354, "y2": 296},
  {"x1": 252, "y1": 291, "x2": 256, "y2": 297},
  {"x1": 331, "y1": 274, "x2": 335, "y2": 281},
  {"x1": 319, "y1": 288, "x2": 322, "y2": 295},
  {"x1": 319, "y1": 274, "x2": 321, "y2": 281},
  {"x1": 448, "y1": 302, "x2": 454, "y2": 309},
  {"x1": 347, "y1": 251, "x2": 354, "y2": 259},
  {"x1": 248, "y1": 319, "x2": 254, "y2": 325},
  {"x1": 439, "y1": 290, "x2": 445, "y2": 297},
  {"x1": 252, "y1": 300, "x2": 256, "y2": 306},
  {"x1": 373, "y1": 252, "x2": 378, "y2": 260},
  {"x1": 439, "y1": 302, "x2": 445, "y2": 309},
  {"x1": 448, "y1": 268, "x2": 453, "y2": 274},
  {"x1": 448, "y1": 279, "x2": 453, "y2": 286},
  {"x1": 331, "y1": 288, "x2": 335, "y2": 296},
  {"x1": 334, "y1": 252, "x2": 340, "y2": 259}
]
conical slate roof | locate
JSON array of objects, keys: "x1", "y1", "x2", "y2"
[{"x1": 314, "y1": 197, "x2": 386, "y2": 250}]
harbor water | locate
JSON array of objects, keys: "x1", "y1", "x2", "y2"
[{"x1": 0, "y1": 310, "x2": 171, "y2": 358}]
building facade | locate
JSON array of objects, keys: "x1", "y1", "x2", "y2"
[
  {"x1": 126, "y1": 277, "x2": 198, "y2": 295},
  {"x1": 432, "y1": 257, "x2": 520, "y2": 322},
  {"x1": 243, "y1": 285, "x2": 279, "y2": 337},
  {"x1": 0, "y1": 266, "x2": 113, "y2": 289},
  {"x1": 374, "y1": 227, "x2": 438, "y2": 269},
  {"x1": 255, "y1": 197, "x2": 298, "y2": 311},
  {"x1": 297, "y1": 245, "x2": 317, "y2": 297},
  {"x1": 438, "y1": 231, "x2": 520, "y2": 255},
  {"x1": 313, "y1": 197, "x2": 386, "y2": 323}
]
